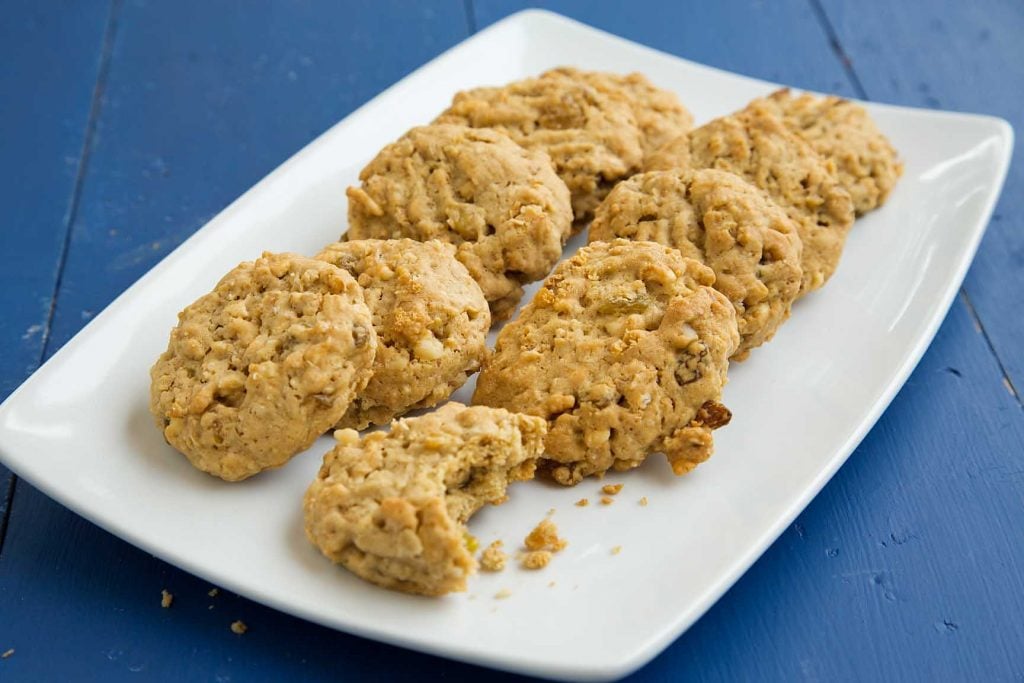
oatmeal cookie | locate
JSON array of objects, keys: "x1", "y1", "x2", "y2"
[
  {"x1": 303, "y1": 403, "x2": 547, "y2": 596},
  {"x1": 542, "y1": 67, "x2": 693, "y2": 159},
  {"x1": 758, "y1": 89, "x2": 902, "y2": 214},
  {"x1": 317, "y1": 239, "x2": 489, "y2": 429},
  {"x1": 647, "y1": 102, "x2": 855, "y2": 293},
  {"x1": 149, "y1": 252, "x2": 377, "y2": 481},
  {"x1": 589, "y1": 169, "x2": 802, "y2": 360},
  {"x1": 345, "y1": 124, "x2": 571, "y2": 320},
  {"x1": 473, "y1": 240, "x2": 739, "y2": 485},
  {"x1": 434, "y1": 70, "x2": 644, "y2": 226}
]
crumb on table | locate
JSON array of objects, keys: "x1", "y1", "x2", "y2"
[
  {"x1": 160, "y1": 589, "x2": 174, "y2": 608},
  {"x1": 639, "y1": 496, "x2": 649, "y2": 506},
  {"x1": 230, "y1": 620, "x2": 248, "y2": 635},
  {"x1": 611, "y1": 545, "x2": 623, "y2": 556},
  {"x1": 494, "y1": 589, "x2": 512, "y2": 600},
  {"x1": 1, "y1": 649, "x2": 13, "y2": 659},
  {"x1": 600, "y1": 496, "x2": 614, "y2": 506},
  {"x1": 575, "y1": 498, "x2": 589, "y2": 507},
  {"x1": 525, "y1": 518, "x2": 568, "y2": 552},
  {"x1": 480, "y1": 540, "x2": 507, "y2": 572},
  {"x1": 522, "y1": 550, "x2": 553, "y2": 570},
  {"x1": 548, "y1": 581, "x2": 556, "y2": 588},
  {"x1": 208, "y1": 588, "x2": 219, "y2": 597},
  {"x1": 601, "y1": 483, "x2": 623, "y2": 495}
]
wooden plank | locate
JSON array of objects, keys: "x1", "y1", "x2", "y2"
[
  {"x1": 473, "y1": 0, "x2": 857, "y2": 96},
  {"x1": 0, "y1": 0, "x2": 111, "y2": 538},
  {"x1": 815, "y1": 0, "x2": 1024, "y2": 399}
]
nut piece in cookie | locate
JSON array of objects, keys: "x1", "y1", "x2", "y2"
[
  {"x1": 647, "y1": 102, "x2": 855, "y2": 294},
  {"x1": 345, "y1": 124, "x2": 572, "y2": 321},
  {"x1": 317, "y1": 239, "x2": 490, "y2": 429},
  {"x1": 543, "y1": 67, "x2": 694, "y2": 161},
  {"x1": 435, "y1": 69, "x2": 644, "y2": 226},
  {"x1": 303, "y1": 403, "x2": 547, "y2": 596},
  {"x1": 758, "y1": 89, "x2": 903, "y2": 215},
  {"x1": 590, "y1": 168, "x2": 803, "y2": 360},
  {"x1": 473, "y1": 239, "x2": 739, "y2": 485},
  {"x1": 149, "y1": 252, "x2": 377, "y2": 481}
]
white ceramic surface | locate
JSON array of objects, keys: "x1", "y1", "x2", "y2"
[{"x1": 0, "y1": 10, "x2": 1012, "y2": 682}]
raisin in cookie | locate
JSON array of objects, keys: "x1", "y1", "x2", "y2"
[
  {"x1": 758, "y1": 88, "x2": 903, "y2": 215},
  {"x1": 647, "y1": 102, "x2": 855, "y2": 293},
  {"x1": 317, "y1": 239, "x2": 490, "y2": 430},
  {"x1": 590, "y1": 169, "x2": 802, "y2": 360},
  {"x1": 434, "y1": 70, "x2": 644, "y2": 226},
  {"x1": 542, "y1": 67, "x2": 693, "y2": 160},
  {"x1": 473, "y1": 240, "x2": 739, "y2": 485},
  {"x1": 303, "y1": 403, "x2": 546, "y2": 596},
  {"x1": 346, "y1": 124, "x2": 571, "y2": 321},
  {"x1": 150, "y1": 252, "x2": 377, "y2": 481}
]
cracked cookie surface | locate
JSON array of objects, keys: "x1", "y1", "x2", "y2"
[
  {"x1": 589, "y1": 169, "x2": 802, "y2": 360},
  {"x1": 149, "y1": 252, "x2": 377, "y2": 481},
  {"x1": 758, "y1": 89, "x2": 903, "y2": 215},
  {"x1": 434, "y1": 70, "x2": 644, "y2": 226},
  {"x1": 473, "y1": 239, "x2": 739, "y2": 485},
  {"x1": 317, "y1": 239, "x2": 490, "y2": 430},
  {"x1": 345, "y1": 124, "x2": 571, "y2": 321},
  {"x1": 303, "y1": 403, "x2": 547, "y2": 596},
  {"x1": 542, "y1": 67, "x2": 693, "y2": 161},
  {"x1": 647, "y1": 101, "x2": 855, "y2": 293}
]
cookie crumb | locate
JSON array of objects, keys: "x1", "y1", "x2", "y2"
[
  {"x1": 464, "y1": 531, "x2": 479, "y2": 553},
  {"x1": 639, "y1": 496, "x2": 649, "y2": 506},
  {"x1": 575, "y1": 498, "x2": 589, "y2": 507},
  {"x1": 207, "y1": 588, "x2": 219, "y2": 597},
  {"x1": 494, "y1": 589, "x2": 512, "y2": 600},
  {"x1": 600, "y1": 496, "x2": 614, "y2": 506},
  {"x1": 1, "y1": 649, "x2": 13, "y2": 659},
  {"x1": 525, "y1": 519, "x2": 568, "y2": 552},
  {"x1": 208, "y1": 605, "x2": 214, "y2": 610},
  {"x1": 522, "y1": 550, "x2": 553, "y2": 570},
  {"x1": 611, "y1": 545, "x2": 623, "y2": 556},
  {"x1": 160, "y1": 590, "x2": 174, "y2": 608},
  {"x1": 548, "y1": 581, "x2": 556, "y2": 588},
  {"x1": 601, "y1": 483, "x2": 623, "y2": 495},
  {"x1": 479, "y1": 541, "x2": 507, "y2": 572},
  {"x1": 547, "y1": 507, "x2": 556, "y2": 516},
  {"x1": 230, "y1": 620, "x2": 248, "y2": 635}
]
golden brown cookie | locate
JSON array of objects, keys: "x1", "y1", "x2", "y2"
[
  {"x1": 303, "y1": 403, "x2": 547, "y2": 596},
  {"x1": 542, "y1": 67, "x2": 693, "y2": 159},
  {"x1": 589, "y1": 169, "x2": 803, "y2": 360},
  {"x1": 758, "y1": 89, "x2": 902, "y2": 215},
  {"x1": 434, "y1": 70, "x2": 644, "y2": 226},
  {"x1": 473, "y1": 240, "x2": 739, "y2": 485},
  {"x1": 149, "y1": 252, "x2": 377, "y2": 481},
  {"x1": 646, "y1": 102, "x2": 855, "y2": 293},
  {"x1": 316, "y1": 239, "x2": 490, "y2": 430},
  {"x1": 345, "y1": 124, "x2": 572, "y2": 321}
]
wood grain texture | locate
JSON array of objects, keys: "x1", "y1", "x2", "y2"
[
  {"x1": 816, "y1": 0, "x2": 1024, "y2": 403},
  {"x1": 2, "y1": 0, "x2": 1022, "y2": 680},
  {"x1": 0, "y1": 0, "x2": 111, "y2": 543}
]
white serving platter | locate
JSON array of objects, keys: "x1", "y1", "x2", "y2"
[{"x1": 0, "y1": 9, "x2": 1012, "y2": 682}]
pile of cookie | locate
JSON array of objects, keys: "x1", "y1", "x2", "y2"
[{"x1": 149, "y1": 67, "x2": 901, "y2": 595}]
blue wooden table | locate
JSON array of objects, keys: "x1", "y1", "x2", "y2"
[{"x1": 2, "y1": 1, "x2": 1021, "y2": 680}]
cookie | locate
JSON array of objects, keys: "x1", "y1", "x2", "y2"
[
  {"x1": 473, "y1": 240, "x2": 739, "y2": 485},
  {"x1": 303, "y1": 403, "x2": 547, "y2": 596},
  {"x1": 316, "y1": 239, "x2": 490, "y2": 429},
  {"x1": 758, "y1": 89, "x2": 903, "y2": 215},
  {"x1": 150, "y1": 252, "x2": 377, "y2": 481},
  {"x1": 345, "y1": 124, "x2": 572, "y2": 321},
  {"x1": 434, "y1": 70, "x2": 644, "y2": 226},
  {"x1": 647, "y1": 102, "x2": 855, "y2": 293},
  {"x1": 542, "y1": 67, "x2": 694, "y2": 159},
  {"x1": 589, "y1": 169, "x2": 803, "y2": 360}
]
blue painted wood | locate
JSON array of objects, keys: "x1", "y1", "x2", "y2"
[
  {"x1": 814, "y1": 0, "x2": 1024, "y2": 403},
  {"x1": 2, "y1": 0, "x2": 1023, "y2": 681},
  {"x1": 0, "y1": 0, "x2": 111, "y2": 540}
]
